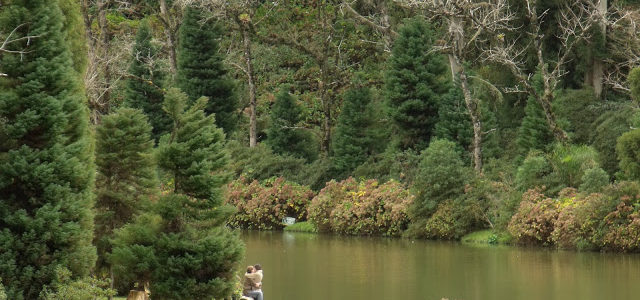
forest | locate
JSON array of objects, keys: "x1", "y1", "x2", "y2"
[{"x1": 2, "y1": 0, "x2": 640, "y2": 299}]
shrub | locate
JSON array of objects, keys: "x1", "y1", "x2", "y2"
[
  {"x1": 352, "y1": 148, "x2": 422, "y2": 185},
  {"x1": 516, "y1": 145, "x2": 602, "y2": 195},
  {"x1": 515, "y1": 151, "x2": 552, "y2": 191},
  {"x1": 617, "y1": 129, "x2": 640, "y2": 181},
  {"x1": 549, "y1": 188, "x2": 606, "y2": 250},
  {"x1": 590, "y1": 109, "x2": 634, "y2": 177},
  {"x1": 226, "y1": 140, "x2": 305, "y2": 182},
  {"x1": 599, "y1": 181, "x2": 640, "y2": 252},
  {"x1": 423, "y1": 200, "x2": 474, "y2": 240},
  {"x1": 39, "y1": 268, "x2": 115, "y2": 300},
  {"x1": 0, "y1": 279, "x2": 5, "y2": 300},
  {"x1": 308, "y1": 178, "x2": 414, "y2": 236},
  {"x1": 507, "y1": 188, "x2": 559, "y2": 245},
  {"x1": 226, "y1": 177, "x2": 315, "y2": 230},
  {"x1": 579, "y1": 167, "x2": 609, "y2": 193},
  {"x1": 553, "y1": 88, "x2": 599, "y2": 144},
  {"x1": 411, "y1": 139, "x2": 470, "y2": 220},
  {"x1": 547, "y1": 144, "x2": 600, "y2": 190}
]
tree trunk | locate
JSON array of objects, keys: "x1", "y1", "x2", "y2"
[
  {"x1": 447, "y1": 17, "x2": 463, "y2": 79},
  {"x1": 241, "y1": 26, "x2": 258, "y2": 148},
  {"x1": 458, "y1": 65, "x2": 483, "y2": 173},
  {"x1": 540, "y1": 89, "x2": 569, "y2": 142},
  {"x1": 318, "y1": 4, "x2": 333, "y2": 155},
  {"x1": 97, "y1": 0, "x2": 111, "y2": 121},
  {"x1": 108, "y1": 266, "x2": 114, "y2": 300},
  {"x1": 591, "y1": 0, "x2": 607, "y2": 98},
  {"x1": 160, "y1": 0, "x2": 178, "y2": 74}
]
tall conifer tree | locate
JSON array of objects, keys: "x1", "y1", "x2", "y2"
[
  {"x1": 385, "y1": 17, "x2": 449, "y2": 150},
  {"x1": 177, "y1": 7, "x2": 237, "y2": 133},
  {"x1": 111, "y1": 88, "x2": 243, "y2": 299},
  {"x1": 0, "y1": 1, "x2": 96, "y2": 298},
  {"x1": 517, "y1": 97, "x2": 553, "y2": 154},
  {"x1": 332, "y1": 87, "x2": 379, "y2": 174},
  {"x1": 94, "y1": 108, "x2": 158, "y2": 283},
  {"x1": 266, "y1": 88, "x2": 317, "y2": 161},
  {"x1": 125, "y1": 21, "x2": 171, "y2": 142}
]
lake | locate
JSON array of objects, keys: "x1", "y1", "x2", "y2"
[{"x1": 241, "y1": 230, "x2": 640, "y2": 300}]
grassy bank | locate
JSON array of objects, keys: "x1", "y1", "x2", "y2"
[{"x1": 283, "y1": 221, "x2": 317, "y2": 233}]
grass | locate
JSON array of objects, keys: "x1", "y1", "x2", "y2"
[
  {"x1": 461, "y1": 229, "x2": 512, "y2": 245},
  {"x1": 283, "y1": 221, "x2": 317, "y2": 233}
]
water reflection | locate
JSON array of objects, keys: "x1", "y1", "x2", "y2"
[{"x1": 241, "y1": 231, "x2": 640, "y2": 300}]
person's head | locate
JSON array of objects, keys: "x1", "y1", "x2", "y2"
[
  {"x1": 254, "y1": 264, "x2": 262, "y2": 271},
  {"x1": 246, "y1": 266, "x2": 255, "y2": 273}
]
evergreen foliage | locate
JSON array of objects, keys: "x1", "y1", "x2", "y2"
[
  {"x1": 409, "y1": 139, "x2": 470, "y2": 225},
  {"x1": 111, "y1": 88, "x2": 243, "y2": 299},
  {"x1": 434, "y1": 86, "x2": 473, "y2": 151},
  {"x1": 385, "y1": 17, "x2": 449, "y2": 149},
  {"x1": 177, "y1": 7, "x2": 237, "y2": 133},
  {"x1": 617, "y1": 129, "x2": 640, "y2": 181},
  {"x1": 125, "y1": 21, "x2": 171, "y2": 142},
  {"x1": 579, "y1": 167, "x2": 609, "y2": 193},
  {"x1": 628, "y1": 67, "x2": 640, "y2": 104},
  {"x1": 0, "y1": 1, "x2": 96, "y2": 298},
  {"x1": 94, "y1": 108, "x2": 158, "y2": 272},
  {"x1": 266, "y1": 88, "x2": 317, "y2": 161},
  {"x1": 590, "y1": 109, "x2": 634, "y2": 177},
  {"x1": 553, "y1": 89, "x2": 599, "y2": 144},
  {"x1": 332, "y1": 87, "x2": 379, "y2": 175},
  {"x1": 517, "y1": 97, "x2": 553, "y2": 154}
]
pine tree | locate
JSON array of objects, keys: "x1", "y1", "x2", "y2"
[
  {"x1": 332, "y1": 87, "x2": 379, "y2": 175},
  {"x1": 125, "y1": 21, "x2": 171, "y2": 142},
  {"x1": 177, "y1": 7, "x2": 237, "y2": 133},
  {"x1": 385, "y1": 17, "x2": 449, "y2": 150},
  {"x1": 111, "y1": 88, "x2": 243, "y2": 299},
  {"x1": 517, "y1": 97, "x2": 554, "y2": 154},
  {"x1": 94, "y1": 108, "x2": 158, "y2": 279},
  {"x1": 0, "y1": 1, "x2": 96, "y2": 298},
  {"x1": 434, "y1": 86, "x2": 473, "y2": 152},
  {"x1": 266, "y1": 88, "x2": 317, "y2": 161}
]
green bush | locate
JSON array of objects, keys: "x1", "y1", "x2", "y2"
[
  {"x1": 590, "y1": 109, "x2": 634, "y2": 177},
  {"x1": 352, "y1": 148, "x2": 421, "y2": 185},
  {"x1": 226, "y1": 140, "x2": 305, "y2": 182},
  {"x1": 39, "y1": 268, "x2": 115, "y2": 300},
  {"x1": 553, "y1": 89, "x2": 599, "y2": 144},
  {"x1": 308, "y1": 178, "x2": 414, "y2": 236},
  {"x1": 0, "y1": 279, "x2": 5, "y2": 300},
  {"x1": 579, "y1": 167, "x2": 609, "y2": 193},
  {"x1": 617, "y1": 129, "x2": 640, "y2": 180},
  {"x1": 226, "y1": 177, "x2": 315, "y2": 230},
  {"x1": 410, "y1": 139, "x2": 470, "y2": 219},
  {"x1": 516, "y1": 144, "x2": 602, "y2": 195},
  {"x1": 515, "y1": 151, "x2": 552, "y2": 191}
]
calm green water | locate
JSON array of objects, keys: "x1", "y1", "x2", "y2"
[{"x1": 241, "y1": 231, "x2": 640, "y2": 300}]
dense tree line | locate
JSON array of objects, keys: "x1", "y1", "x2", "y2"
[{"x1": 4, "y1": 0, "x2": 640, "y2": 298}]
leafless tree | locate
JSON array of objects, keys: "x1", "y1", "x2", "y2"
[
  {"x1": 340, "y1": 0, "x2": 398, "y2": 51},
  {"x1": 481, "y1": 0, "x2": 608, "y2": 143},
  {"x1": 398, "y1": 0, "x2": 514, "y2": 173},
  {"x1": 602, "y1": 4, "x2": 640, "y2": 94}
]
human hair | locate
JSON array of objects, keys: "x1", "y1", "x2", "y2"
[
  {"x1": 253, "y1": 264, "x2": 262, "y2": 271},
  {"x1": 246, "y1": 266, "x2": 254, "y2": 273}
]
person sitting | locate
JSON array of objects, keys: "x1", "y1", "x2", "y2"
[{"x1": 242, "y1": 265, "x2": 263, "y2": 300}]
